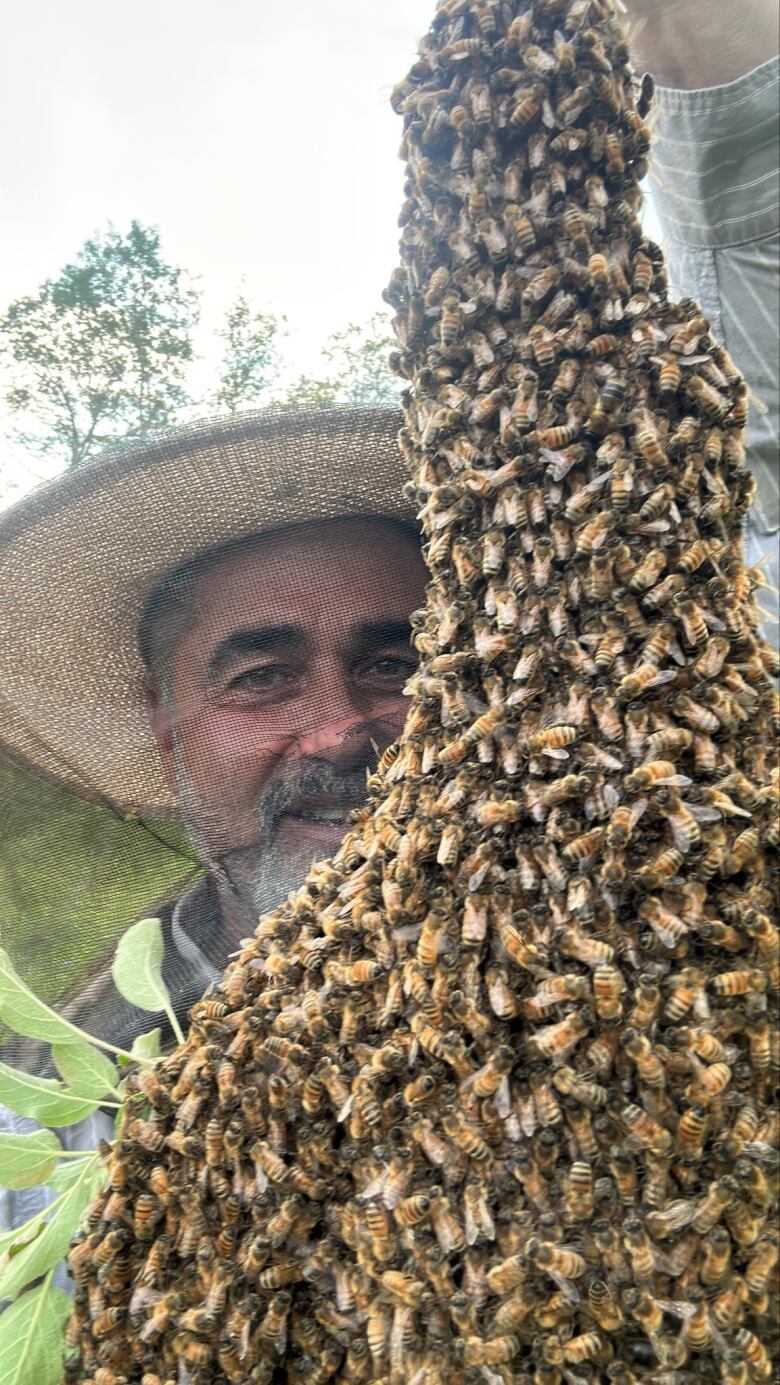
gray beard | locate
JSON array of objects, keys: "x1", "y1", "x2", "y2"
[{"x1": 174, "y1": 755, "x2": 374, "y2": 929}]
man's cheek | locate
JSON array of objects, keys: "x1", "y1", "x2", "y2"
[{"x1": 182, "y1": 710, "x2": 291, "y2": 773}]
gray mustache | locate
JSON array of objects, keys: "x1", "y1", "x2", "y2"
[{"x1": 253, "y1": 757, "x2": 374, "y2": 837}]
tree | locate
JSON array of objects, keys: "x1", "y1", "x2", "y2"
[
  {"x1": 213, "y1": 293, "x2": 286, "y2": 414},
  {"x1": 0, "y1": 222, "x2": 200, "y2": 469},
  {"x1": 278, "y1": 314, "x2": 401, "y2": 410},
  {"x1": 321, "y1": 314, "x2": 401, "y2": 406}
]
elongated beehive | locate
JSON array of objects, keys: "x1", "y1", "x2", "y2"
[{"x1": 68, "y1": 3, "x2": 779, "y2": 1383}]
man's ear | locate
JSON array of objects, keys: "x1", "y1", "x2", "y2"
[{"x1": 144, "y1": 678, "x2": 178, "y2": 792}]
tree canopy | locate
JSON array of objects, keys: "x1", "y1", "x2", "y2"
[
  {"x1": 213, "y1": 292, "x2": 286, "y2": 414},
  {"x1": 0, "y1": 225, "x2": 400, "y2": 486},
  {"x1": 1, "y1": 222, "x2": 200, "y2": 469}
]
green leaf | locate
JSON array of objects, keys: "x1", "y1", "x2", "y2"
[
  {"x1": 0, "y1": 1158, "x2": 100, "y2": 1299},
  {"x1": 0, "y1": 947, "x2": 87, "y2": 1047},
  {"x1": 52, "y1": 1041, "x2": 119, "y2": 1100},
  {"x1": 130, "y1": 1027, "x2": 161, "y2": 1062},
  {"x1": 46, "y1": 1155, "x2": 100, "y2": 1193},
  {"x1": 0, "y1": 1062, "x2": 100, "y2": 1128},
  {"x1": 111, "y1": 917, "x2": 169, "y2": 1013},
  {"x1": 0, "y1": 1216, "x2": 45, "y2": 1262},
  {"x1": 0, "y1": 1130, "x2": 61, "y2": 1191},
  {"x1": 111, "y1": 918, "x2": 184, "y2": 1043},
  {"x1": 0, "y1": 1276, "x2": 72, "y2": 1385}
]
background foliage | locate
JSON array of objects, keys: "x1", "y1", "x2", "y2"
[{"x1": 0, "y1": 221, "x2": 401, "y2": 486}]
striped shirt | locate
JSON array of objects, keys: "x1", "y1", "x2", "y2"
[{"x1": 648, "y1": 58, "x2": 779, "y2": 639}]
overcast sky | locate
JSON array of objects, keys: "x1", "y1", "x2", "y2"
[
  {"x1": 0, "y1": 0, "x2": 438, "y2": 496},
  {"x1": 0, "y1": 1, "x2": 663, "y2": 502},
  {"x1": 0, "y1": 0, "x2": 436, "y2": 342}
]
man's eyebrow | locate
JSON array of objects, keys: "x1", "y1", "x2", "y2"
[
  {"x1": 206, "y1": 627, "x2": 304, "y2": 677},
  {"x1": 349, "y1": 620, "x2": 414, "y2": 649}
]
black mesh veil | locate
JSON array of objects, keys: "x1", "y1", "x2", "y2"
[{"x1": 0, "y1": 403, "x2": 423, "y2": 1228}]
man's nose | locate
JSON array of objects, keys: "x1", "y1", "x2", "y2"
[{"x1": 291, "y1": 675, "x2": 366, "y2": 761}]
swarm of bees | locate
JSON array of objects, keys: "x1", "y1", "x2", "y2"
[{"x1": 68, "y1": 1, "x2": 779, "y2": 1382}]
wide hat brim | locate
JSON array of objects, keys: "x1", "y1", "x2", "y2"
[{"x1": 0, "y1": 405, "x2": 413, "y2": 817}]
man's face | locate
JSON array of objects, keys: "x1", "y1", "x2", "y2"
[{"x1": 150, "y1": 517, "x2": 426, "y2": 935}]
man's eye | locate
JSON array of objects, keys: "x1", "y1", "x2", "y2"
[
  {"x1": 362, "y1": 655, "x2": 419, "y2": 682},
  {"x1": 228, "y1": 665, "x2": 293, "y2": 692}
]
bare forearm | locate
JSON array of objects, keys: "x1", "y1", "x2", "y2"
[{"x1": 622, "y1": 0, "x2": 779, "y2": 88}]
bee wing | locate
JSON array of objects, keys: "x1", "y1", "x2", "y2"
[
  {"x1": 541, "y1": 447, "x2": 578, "y2": 481},
  {"x1": 657, "y1": 1299, "x2": 697, "y2": 1319},
  {"x1": 129, "y1": 1286, "x2": 161, "y2": 1316},
  {"x1": 680, "y1": 802, "x2": 723, "y2": 823},
  {"x1": 656, "y1": 774, "x2": 693, "y2": 788},
  {"x1": 543, "y1": 746, "x2": 571, "y2": 760},
  {"x1": 495, "y1": 1074, "x2": 512, "y2": 1118},
  {"x1": 692, "y1": 989, "x2": 711, "y2": 1022},
  {"x1": 463, "y1": 1200, "x2": 480, "y2": 1247},
  {"x1": 512, "y1": 651, "x2": 539, "y2": 681},
  {"x1": 515, "y1": 1092, "x2": 537, "y2": 1138},
  {"x1": 603, "y1": 784, "x2": 621, "y2": 812},
  {"x1": 669, "y1": 819, "x2": 692, "y2": 855},
  {"x1": 359, "y1": 1172, "x2": 387, "y2": 1201},
  {"x1": 647, "y1": 669, "x2": 679, "y2": 690},
  {"x1": 392, "y1": 921, "x2": 424, "y2": 941},
  {"x1": 468, "y1": 861, "x2": 492, "y2": 892},
  {"x1": 654, "y1": 922, "x2": 685, "y2": 949},
  {"x1": 508, "y1": 684, "x2": 539, "y2": 708},
  {"x1": 477, "y1": 1199, "x2": 496, "y2": 1241},
  {"x1": 587, "y1": 746, "x2": 623, "y2": 771},
  {"x1": 337, "y1": 1094, "x2": 355, "y2": 1123},
  {"x1": 548, "y1": 1268, "x2": 580, "y2": 1304},
  {"x1": 743, "y1": 1140, "x2": 779, "y2": 1164},
  {"x1": 704, "y1": 612, "x2": 728, "y2": 632}
]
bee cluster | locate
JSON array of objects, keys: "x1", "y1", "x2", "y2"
[{"x1": 68, "y1": 1, "x2": 779, "y2": 1382}]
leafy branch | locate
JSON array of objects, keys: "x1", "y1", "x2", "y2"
[{"x1": 0, "y1": 916, "x2": 182, "y2": 1382}]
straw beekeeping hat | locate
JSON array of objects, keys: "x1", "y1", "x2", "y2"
[{"x1": 0, "y1": 405, "x2": 411, "y2": 818}]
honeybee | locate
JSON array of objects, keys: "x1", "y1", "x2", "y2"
[
  {"x1": 676, "y1": 1105, "x2": 708, "y2": 1162},
  {"x1": 633, "y1": 410, "x2": 668, "y2": 470},
  {"x1": 628, "y1": 548, "x2": 667, "y2": 593},
  {"x1": 587, "y1": 1278, "x2": 624, "y2": 1333},
  {"x1": 655, "y1": 790, "x2": 702, "y2": 853},
  {"x1": 527, "y1": 1237, "x2": 586, "y2": 1282},
  {"x1": 528, "y1": 723, "x2": 577, "y2": 755},
  {"x1": 621, "y1": 1102, "x2": 673, "y2": 1154},
  {"x1": 637, "y1": 846, "x2": 685, "y2": 888},
  {"x1": 531, "y1": 1011, "x2": 589, "y2": 1062},
  {"x1": 584, "y1": 694, "x2": 620, "y2": 750},
  {"x1": 510, "y1": 87, "x2": 542, "y2": 128},
  {"x1": 605, "y1": 457, "x2": 634, "y2": 514},
  {"x1": 511, "y1": 210, "x2": 538, "y2": 256}
]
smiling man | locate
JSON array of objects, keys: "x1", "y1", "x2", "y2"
[
  {"x1": 0, "y1": 406, "x2": 423, "y2": 1053},
  {"x1": 0, "y1": 405, "x2": 424, "y2": 1235},
  {"x1": 141, "y1": 514, "x2": 425, "y2": 954}
]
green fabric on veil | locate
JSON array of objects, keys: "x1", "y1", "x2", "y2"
[{"x1": 0, "y1": 751, "x2": 200, "y2": 1007}]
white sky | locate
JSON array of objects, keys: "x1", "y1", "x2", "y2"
[
  {"x1": 0, "y1": 0, "x2": 663, "y2": 504},
  {"x1": 0, "y1": 0, "x2": 436, "y2": 498}
]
